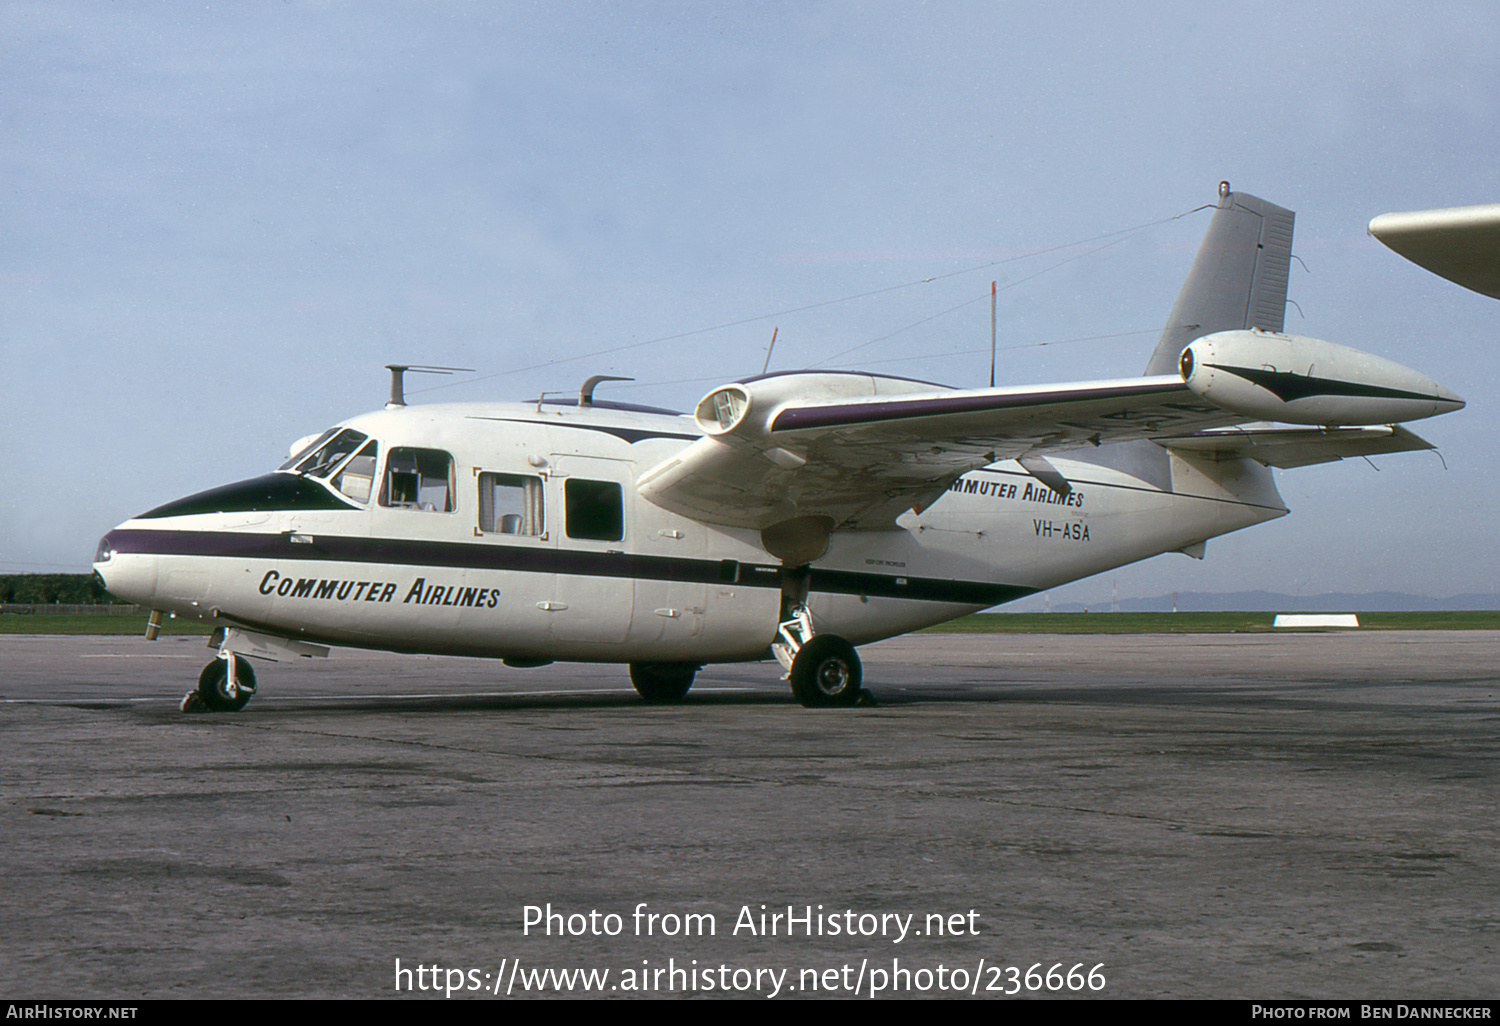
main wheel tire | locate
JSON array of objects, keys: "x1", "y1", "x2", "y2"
[
  {"x1": 629, "y1": 662, "x2": 699, "y2": 703},
  {"x1": 789, "y1": 635, "x2": 862, "y2": 708},
  {"x1": 197, "y1": 655, "x2": 257, "y2": 712}
]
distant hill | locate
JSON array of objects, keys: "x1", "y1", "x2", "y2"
[{"x1": 1027, "y1": 591, "x2": 1500, "y2": 613}]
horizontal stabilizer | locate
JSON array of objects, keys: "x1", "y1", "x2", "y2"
[{"x1": 1157, "y1": 423, "x2": 1436, "y2": 469}]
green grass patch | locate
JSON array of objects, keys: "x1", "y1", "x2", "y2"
[
  {"x1": 920, "y1": 611, "x2": 1500, "y2": 634},
  {"x1": 0, "y1": 612, "x2": 213, "y2": 636}
]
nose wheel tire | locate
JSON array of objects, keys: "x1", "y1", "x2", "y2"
[
  {"x1": 196, "y1": 655, "x2": 257, "y2": 712},
  {"x1": 789, "y1": 635, "x2": 862, "y2": 708}
]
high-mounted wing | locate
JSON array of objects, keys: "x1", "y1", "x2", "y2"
[
  {"x1": 636, "y1": 342, "x2": 1459, "y2": 534},
  {"x1": 636, "y1": 370, "x2": 1239, "y2": 532},
  {"x1": 1369, "y1": 203, "x2": 1500, "y2": 300}
]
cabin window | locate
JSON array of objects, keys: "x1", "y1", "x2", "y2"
[
  {"x1": 332, "y1": 441, "x2": 379, "y2": 503},
  {"x1": 564, "y1": 479, "x2": 623, "y2": 541},
  {"x1": 478, "y1": 473, "x2": 544, "y2": 535},
  {"x1": 380, "y1": 448, "x2": 455, "y2": 512},
  {"x1": 285, "y1": 428, "x2": 369, "y2": 478}
]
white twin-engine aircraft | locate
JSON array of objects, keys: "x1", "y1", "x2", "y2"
[{"x1": 93, "y1": 185, "x2": 1463, "y2": 711}]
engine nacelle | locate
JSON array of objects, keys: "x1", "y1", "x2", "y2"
[
  {"x1": 1179, "y1": 330, "x2": 1463, "y2": 425},
  {"x1": 692, "y1": 371, "x2": 938, "y2": 439}
]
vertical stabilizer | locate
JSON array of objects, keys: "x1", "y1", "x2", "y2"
[{"x1": 1144, "y1": 184, "x2": 1295, "y2": 375}]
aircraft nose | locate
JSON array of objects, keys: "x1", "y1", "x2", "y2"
[{"x1": 92, "y1": 530, "x2": 158, "y2": 608}]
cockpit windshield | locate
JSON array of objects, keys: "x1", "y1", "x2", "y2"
[
  {"x1": 279, "y1": 428, "x2": 338, "y2": 471},
  {"x1": 281, "y1": 428, "x2": 369, "y2": 478}
]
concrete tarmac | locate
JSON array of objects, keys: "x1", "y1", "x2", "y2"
[{"x1": 2, "y1": 630, "x2": 1498, "y2": 1000}]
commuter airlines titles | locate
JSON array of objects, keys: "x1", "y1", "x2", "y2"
[{"x1": 257, "y1": 571, "x2": 500, "y2": 609}]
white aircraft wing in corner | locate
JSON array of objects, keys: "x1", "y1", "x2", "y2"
[{"x1": 1369, "y1": 203, "x2": 1500, "y2": 300}]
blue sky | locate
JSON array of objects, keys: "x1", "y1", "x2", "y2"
[{"x1": 4, "y1": 0, "x2": 1497, "y2": 606}]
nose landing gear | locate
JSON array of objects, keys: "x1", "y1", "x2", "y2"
[
  {"x1": 182, "y1": 652, "x2": 257, "y2": 713},
  {"x1": 178, "y1": 627, "x2": 327, "y2": 713}
]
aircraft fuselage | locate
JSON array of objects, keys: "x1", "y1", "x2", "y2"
[{"x1": 94, "y1": 396, "x2": 1286, "y2": 666}]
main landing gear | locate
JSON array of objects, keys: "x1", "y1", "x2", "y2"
[
  {"x1": 756, "y1": 520, "x2": 873, "y2": 708},
  {"x1": 629, "y1": 662, "x2": 700, "y2": 702},
  {"x1": 772, "y1": 597, "x2": 869, "y2": 709}
]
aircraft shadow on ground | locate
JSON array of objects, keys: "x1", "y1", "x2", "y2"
[{"x1": 61, "y1": 679, "x2": 1326, "y2": 716}]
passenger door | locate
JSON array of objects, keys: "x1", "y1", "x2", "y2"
[{"x1": 546, "y1": 455, "x2": 634, "y2": 645}]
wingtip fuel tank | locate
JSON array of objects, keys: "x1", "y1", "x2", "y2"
[{"x1": 1179, "y1": 330, "x2": 1464, "y2": 426}]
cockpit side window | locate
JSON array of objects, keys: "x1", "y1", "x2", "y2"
[
  {"x1": 287, "y1": 429, "x2": 369, "y2": 478},
  {"x1": 478, "y1": 473, "x2": 545, "y2": 536},
  {"x1": 380, "y1": 448, "x2": 455, "y2": 512},
  {"x1": 332, "y1": 441, "x2": 379, "y2": 503}
]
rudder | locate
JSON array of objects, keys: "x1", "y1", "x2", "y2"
[{"x1": 1144, "y1": 184, "x2": 1295, "y2": 375}]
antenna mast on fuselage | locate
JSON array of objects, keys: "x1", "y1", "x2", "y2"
[
  {"x1": 384, "y1": 365, "x2": 475, "y2": 408},
  {"x1": 578, "y1": 375, "x2": 634, "y2": 406}
]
